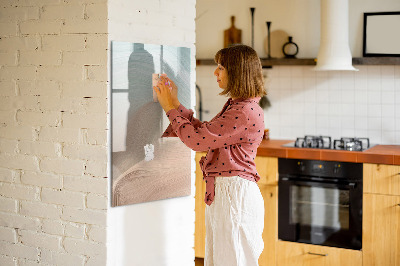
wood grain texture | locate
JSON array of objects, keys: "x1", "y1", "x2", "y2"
[
  {"x1": 224, "y1": 16, "x2": 242, "y2": 48},
  {"x1": 259, "y1": 184, "x2": 278, "y2": 266},
  {"x1": 255, "y1": 156, "x2": 278, "y2": 186},
  {"x1": 276, "y1": 241, "x2": 362, "y2": 266},
  {"x1": 364, "y1": 164, "x2": 400, "y2": 196},
  {"x1": 195, "y1": 152, "x2": 207, "y2": 258},
  {"x1": 112, "y1": 138, "x2": 191, "y2": 206},
  {"x1": 363, "y1": 193, "x2": 400, "y2": 266}
]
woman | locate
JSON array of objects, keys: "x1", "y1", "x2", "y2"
[{"x1": 154, "y1": 44, "x2": 266, "y2": 266}]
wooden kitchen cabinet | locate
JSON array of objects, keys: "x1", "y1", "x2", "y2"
[
  {"x1": 363, "y1": 193, "x2": 400, "y2": 266},
  {"x1": 195, "y1": 152, "x2": 207, "y2": 258},
  {"x1": 276, "y1": 241, "x2": 362, "y2": 266},
  {"x1": 364, "y1": 163, "x2": 400, "y2": 196},
  {"x1": 363, "y1": 163, "x2": 400, "y2": 266},
  {"x1": 255, "y1": 156, "x2": 278, "y2": 186},
  {"x1": 258, "y1": 184, "x2": 278, "y2": 266}
]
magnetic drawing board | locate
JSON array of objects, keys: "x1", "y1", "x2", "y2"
[{"x1": 111, "y1": 41, "x2": 191, "y2": 207}]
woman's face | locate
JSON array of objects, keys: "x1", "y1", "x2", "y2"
[{"x1": 214, "y1": 64, "x2": 228, "y2": 90}]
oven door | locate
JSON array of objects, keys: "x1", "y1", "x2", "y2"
[{"x1": 278, "y1": 176, "x2": 362, "y2": 250}]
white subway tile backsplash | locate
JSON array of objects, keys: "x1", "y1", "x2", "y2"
[
  {"x1": 382, "y1": 77, "x2": 395, "y2": 91},
  {"x1": 316, "y1": 89, "x2": 329, "y2": 103},
  {"x1": 304, "y1": 102, "x2": 316, "y2": 115},
  {"x1": 382, "y1": 131, "x2": 396, "y2": 144},
  {"x1": 382, "y1": 90, "x2": 395, "y2": 104},
  {"x1": 328, "y1": 103, "x2": 341, "y2": 116},
  {"x1": 382, "y1": 117, "x2": 396, "y2": 131},
  {"x1": 328, "y1": 88, "x2": 341, "y2": 103},
  {"x1": 381, "y1": 66, "x2": 395, "y2": 77},
  {"x1": 342, "y1": 117, "x2": 355, "y2": 129},
  {"x1": 341, "y1": 89, "x2": 354, "y2": 104},
  {"x1": 304, "y1": 89, "x2": 316, "y2": 103},
  {"x1": 279, "y1": 77, "x2": 291, "y2": 89},
  {"x1": 278, "y1": 67, "x2": 292, "y2": 78},
  {"x1": 316, "y1": 103, "x2": 329, "y2": 116},
  {"x1": 355, "y1": 104, "x2": 368, "y2": 117},
  {"x1": 382, "y1": 105, "x2": 395, "y2": 118},
  {"x1": 367, "y1": 104, "x2": 382, "y2": 118},
  {"x1": 396, "y1": 105, "x2": 400, "y2": 117},
  {"x1": 315, "y1": 77, "x2": 329, "y2": 90},
  {"x1": 368, "y1": 117, "x2": 382, "y2": 131},
  {"x1": 367, "y1": 77, "x2": 381, "y2": 91},
  {"x1": 368, "y1": 130, "x2": 382, "y2": 143},
  {"x1": 316, "y1": 115, "x2": 330, "y2": 128},
  {"x1": 355, "y1": 89, "x2": 368, "y2": 104},
  {"x1": 291, "y1": 67, "x2": 303, "y2": 78},
  {"x1": 341, "y1": 104, "x2": 355, "y2": 116},
  {"x1": 329, "y1": 116, "x2": 342, "y2": 130},
  {"x1": 355, "y1": 116, "x2": 368, "y2": 130},
  {"x1": 367, "y1": 91, "x2": 381, "y2": 105},
  {"x1": 395, "y1": 66, "x2": 400, "y2": 78},
  {"x1": 196, "y1": 65, "x2": 400, "y2": 144}
]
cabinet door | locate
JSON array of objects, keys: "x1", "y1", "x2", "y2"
[
  {"x1": 364, "y1": 164, "x2": 400, "y2": 196},
  {"x1": 255, "y1": 156, "x2": 278, "y2": 186},
  {"x1": 363, "y1": 193, "x2": 400, "y2": 266},
  {"x1": 277, "y1": 241, "x2": 362, "y2": 266},
  {"x1": 259, "y1": 185, "x2": 278, "y2": 266},
  {"x1": 195, "y1": 152, "x2": 207, "y2": 258}
]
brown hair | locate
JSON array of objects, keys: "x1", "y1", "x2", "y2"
[{"x1": 214, "y1": 44, "x2": 266, "y2": 99}]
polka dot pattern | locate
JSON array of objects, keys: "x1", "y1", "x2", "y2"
[{"x1": 162, "y1": 98, "x2": 264, "y2": 206}]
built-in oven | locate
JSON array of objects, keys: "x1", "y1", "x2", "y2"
[{"x1": 278, "y1": 158, "x2": 363, "y2": 250}]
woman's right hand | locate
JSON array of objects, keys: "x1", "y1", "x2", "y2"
[{"x1": 160, "y1": 76, "x2": 180, "y2": 109}]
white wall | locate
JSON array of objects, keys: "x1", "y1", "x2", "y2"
[
  {"x1": 0, "y1": 1, "x2": 108, "y2": 265},
  {"x1": 107, "y1": 1, "x2": 197, "y2": 266},
  {"x1": 196, "y1": 0, "x2": 400, "y2": 145},
  {"x1": 196, "y1": 0, "x2": 400, "y2": 58}
]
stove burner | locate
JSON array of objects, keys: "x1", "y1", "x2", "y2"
[
  {"x1": 286, "y1": 136, "x2": 372, "y2": 151},
  {"x1": 295, "y1": 135, "x2": 332, "y2": 149},
  {"x1": 333, "y1": 137, "x2": 370, "y2": 151}
]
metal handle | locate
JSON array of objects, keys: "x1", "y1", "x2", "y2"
[{"x1": 307, "y1": 252, "x2": 328, "y2": 257}]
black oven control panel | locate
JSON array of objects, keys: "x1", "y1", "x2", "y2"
[{"x1": 279, "y1": 158, "x2": 362, "y2": 180}]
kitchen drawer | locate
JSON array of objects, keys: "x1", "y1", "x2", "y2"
[
  {"x1": 364, "y1": 164, "x2": 400, "y2": 196},
  {"x1": 276, "y1": 241, "x2": 362, "y2": 266},
  {"x1": 255, "y1": 156, "x2": 278, "y2": 186}
]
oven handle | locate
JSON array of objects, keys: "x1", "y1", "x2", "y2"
[{"x1": 280, "y1": 177, "x2": 357, "y2": 189}]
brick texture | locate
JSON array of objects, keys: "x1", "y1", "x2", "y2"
[
  {"x1": 0, "y1": 0, "x2": 197, "y2": 264},
  {"x1": 0, "y1": 1, "x2": 108, "y2": 264}
]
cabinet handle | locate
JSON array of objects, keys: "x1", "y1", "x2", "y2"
[
  {"x1": 307, "y1": 252, "x2": 328, "y2": 256},
  {"x1": 397, "y1": 204, "x2": 400, "y2": 207}
]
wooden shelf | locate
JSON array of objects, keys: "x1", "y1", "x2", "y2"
[
  {"x1": 196, "y1": 57, "x2": 400, "y2": 67},
  {"x1": 352, "y1": 57, "x2": 400, "y2": 65}
]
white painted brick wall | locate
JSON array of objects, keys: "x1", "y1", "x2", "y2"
[
  {"x1": 64, "y1": 222, "x2": 85, "y2": 239},
  {"x1": 0, "y1": 0, "x2": 108, "y2": 264}
]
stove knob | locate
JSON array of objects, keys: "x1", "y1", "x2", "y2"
[
  {"x1": 298, "y1": 161, "x2": 305, "y2": 171},
  {"x1": 334, "y1": 164, "x2": 341, "y2": 174}
]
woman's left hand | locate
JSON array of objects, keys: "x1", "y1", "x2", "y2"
[{"x1": 153, "y1": 80, "x2": 175, "y2": 113}]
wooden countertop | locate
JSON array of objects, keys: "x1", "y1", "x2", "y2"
[{"x1": 257, "y1": 139, "x2": 400, "y2": 165}]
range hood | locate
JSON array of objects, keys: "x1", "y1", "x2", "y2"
[{"x1": 314, "y1": 0, "x2": 358, "y2": 71}]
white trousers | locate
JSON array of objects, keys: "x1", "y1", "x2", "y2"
[{"x1": 205, "y1": 176, "x2": 264, "y2": 266}]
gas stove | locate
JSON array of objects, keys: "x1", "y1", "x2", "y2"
[{"x1": 283, "y1": 135, "x2": 373, "y2": 151}]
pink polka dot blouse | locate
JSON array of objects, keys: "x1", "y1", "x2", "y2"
[{"x1": 162, "y1": 97, "x2": 265, "y2": 205}]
